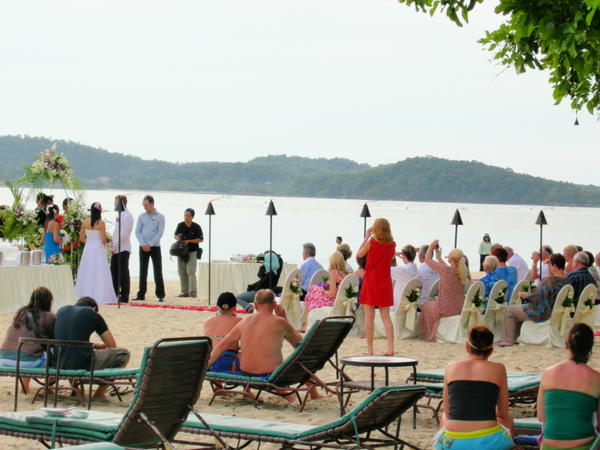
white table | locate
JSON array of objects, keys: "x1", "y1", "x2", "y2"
[
  {"x1": 198, "y1": 261, "x2": 296, "y2": 303},
  {"x1": 0, "y1": 265, "x2": 77, "y2": 314}
]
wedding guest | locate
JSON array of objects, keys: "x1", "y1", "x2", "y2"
[
  {"x1": 337, "y1": 243, "x2": 353, "y2": 273},
  {"x1": 435, "y1": 326, "x2": 513, "y2": 449},
  {"x1": 357, "y1": 218, "x2": 396, "y2": 356},
  {"x1": 54, "y1": 297, "x2": 130, "y2": 399},
  {"x1": 302, "y1": 251, "x2": 348, "y2": 330},
  {"x1": 299, "y1": 243, "x2": 323, "y2": 294},
  {"x1": 134, "y1": 195, "x2": 166, "y2": 302},
  {"x1": 419, "y1": 241, "x2": 469, "y2": 342},
  {"x1": 537, "y1": 323, "x2": 600, "y2": 449},
  {"x1": 583, "y1": 250, "x2": 600, "y2": 285},
  {"x1": 0, "y1": 287, "x2": 55, "y2": 391},
  {"x1": 491, "y1": 247, "x2": 517, "y2": 298},
  {"x1": 498, "y1": 253, "x2": 568, "y2": 347},
  {"x1": 335, "y1": 236, "x2": 342, "y2": 246},
  {"x1": 529, "y1": 245, "x2": 553, "y2": 285},
  {"x1": 505, "y1": 246, "x2": 529, "y2": 281},
  {"x1": 42, "y1": 206, "x2": 62, "y2": 263},
  {"x1": 35, "y1": 193, "x2": 52, "y2": 227},
  {"x1": 479, "y1": 255, "x2": 500, "y2": 297},
  {"x1": 417, "y1": 244, "x2": 440, "y2": 304},
  {"x1": 391, "y1": 244, "x2": 420, "y2": 310},
  {"x1": 237, "y1": 251, "x2": 284, "y2": 311},
  {"x1": 174, "y1": 208, "x2": 203, "y2": 298},
  {"x1": 478, "y1": 233, "x2": 492, "y2": 271},
  {"x1": 204, "y1": 292, "x2": 242, "y2": 372},
  {"x1": 567, "y1": 252, "x2": 596, "y2": 304},
  {"x1": 563, "y1": 244, "x2": 579, "y2": 274},
  {"x1": 110, "y1": 195, "x2": 134, "y2": 303}
]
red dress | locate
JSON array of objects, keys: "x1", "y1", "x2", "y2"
[{"x1": 359, "y1": 239, "x2": 395, "y2": 307}]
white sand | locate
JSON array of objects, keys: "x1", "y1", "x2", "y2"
[{"x1": 0, "y1": 280, "x2": 592, "y2": 449}]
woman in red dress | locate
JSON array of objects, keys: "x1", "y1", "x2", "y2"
[{"x1": 356, "y1": 218, "x2": 396, "y2": 356}]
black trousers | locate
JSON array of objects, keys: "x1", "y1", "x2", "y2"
[
  {"x1": 110, "y1": 251, "x2": 130, "y2": 301},
  {"x1": 137, "y1": 246, "x2": 165, "y2": 299}
]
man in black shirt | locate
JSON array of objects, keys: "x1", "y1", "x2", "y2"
[
  {"x1": 174, "y1": 208, "x2": 203, "y2": 298},
  {"x1": 54, "y1": 297, "x2": 129, "y2": 399}
]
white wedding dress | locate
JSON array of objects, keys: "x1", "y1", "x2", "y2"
[{"x1": 75, "y1": 229, "x2": 117, "y2": 304}]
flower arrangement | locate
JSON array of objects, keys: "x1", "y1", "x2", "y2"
[
  {"x1": 472, "y1": 290, "x2": 484, "y2": 308},
  {"x1": 289, "y1": 279, "x2": 302, "y2": 295},
  {"x1": 62, "y1": 197, "x2": 86, "y2": 243},
  {"x1": 495, "y1": 288, "x2": 508, "y2": 304},
  {"x1": 20, "y1": 144, "x2": 80, "y2": 189},
  {"x1": 406, "y1": 288, "x2": 421, "y2": 303},
  {"x1": 520, "y1": 282, "x2": 534, "y2": 292},
  {"x1": 47, "y1": 254, "x2": 66, "y2": 265},
  {"x1": 584, "y1": 292, "x2": 596, "y2": 310},
  {"x1": 0, "y1": 182, "x2": 41, "y2": 246},
  {"x1": 344, "y1": 285, "x2": 358, "y2": 299},
  {"x1": 562, "y1": 291, "x2": 574, "y2": 308}
]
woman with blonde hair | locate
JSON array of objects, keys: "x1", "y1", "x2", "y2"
[
  {"x1": 563, "y1": 245, "x2": 578, "y2": 274},
  {"x1": 357, "y1": 218, "x2": 396, "y2": 356},
  {"x1": 419, "y1": 240, "x2": 469, "y2": 342},
  {"x1": 302, "y1": 251, "x2": 348, "y2": 330}
]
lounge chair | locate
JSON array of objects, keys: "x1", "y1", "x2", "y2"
[
  {"x1": 518, "y1": 283, "x2": 574, "y2": 347},
  {"x1": 407, "y1": 368, "x2": 540, "y2": 424},
  {"x1": 4, "y1": 338, "x2": 138, "y2": 410},
  {"x1": 0, "y1": 337, "x2": 215, "y2": 449},
  {"x1": 179, "y1": 385, "x2": 426, "y2": 449},
  {"x1": 205, "y1": 316, "x2": 354, "y2": 412}
]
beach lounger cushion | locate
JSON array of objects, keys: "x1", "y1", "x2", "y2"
[{"x1": 0, "y1": 366, "x2": 138, "y2": 378}]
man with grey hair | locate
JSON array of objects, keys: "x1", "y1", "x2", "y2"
[
  {"x1": 417, "y1": 244, "x2": 440, "y2": 304},
  {"x1": 505, "y1": 246, "x2": 528, "y2": 281},
  {"x1": 299, "y1": 243, "x2": 323, "y2": 293},
  {"x1": 567, "y1": 251, "x2": 596, "y2": 304}
]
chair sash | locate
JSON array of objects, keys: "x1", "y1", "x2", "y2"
[
  {"x1": 577, "y1": 305, "x2": 594, "y2": 326},
  {"x1": 336, "y1": 295, "x2": 357, "y2": 316},
  {"x1": 553, "y1": 304, "x2": 575, "y2": 337},
  {"x1": 402, "y1": 301, "x2": 418, "y2": 332},
  {"x1": 463, "y1": 303, "x2": 482, "y2": 330},
  {"x1": 487, "y1": 301, "x2": 507, "y2": 331}
]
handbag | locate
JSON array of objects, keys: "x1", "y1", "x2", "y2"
[{"x1": 197, "y1": 248, "x2": 203, "y2": 260}]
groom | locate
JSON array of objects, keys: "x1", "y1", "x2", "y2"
[
  {"x1": 134, "y1": 195, "x2": 166, "y2": 302},
  {"x1": 110, "y1": 195, "x2": 134, "y2": 303}
]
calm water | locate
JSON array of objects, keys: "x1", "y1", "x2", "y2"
[{"x1": 1, "y1": 187, "x2": 599, "y2": 280}]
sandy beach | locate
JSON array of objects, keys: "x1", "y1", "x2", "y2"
[{"x1": 0, "y1": 280, "x2": 594, "y2": 449}]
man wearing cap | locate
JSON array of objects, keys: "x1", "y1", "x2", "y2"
[{"x1": 204, "y1": 292, "x2": 242, "y2": 372}]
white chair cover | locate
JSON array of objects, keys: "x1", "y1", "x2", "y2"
[
  {"x1": 570, "y1": 283, "x2": 597, "y2": 329},
  {"x1": 518, "y1": 284, "x2": 574, "y2": 348},
  {"x1": 428, "y1": 279, "x2": 440, "y2": 300},
  {"x1": 279, "y1": 269, "x2": 304, "y2": 330},
  {"x1": 308, "y1": 269, "x2": 329, "y2": 288},
  {"x1": 436, "y1": 282, "x2": 485, "y2": 344},
  {"x1": 483, "y1": 280, "x2": 508, "y2": 341},
  {"x1": 373, "y1": 277, "x2": 423, "y2": 339},
  {"x1": 307, "y1": 274, "x2": 359, "y2": 327}
]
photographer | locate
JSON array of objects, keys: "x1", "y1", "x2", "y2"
[{"x1": 174, "y1": 208, "x2": 203, "y2": 298}]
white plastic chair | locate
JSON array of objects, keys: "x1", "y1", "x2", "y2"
[
  {"x1": 482, "y1": 280, "x2": 508, "y2": 341},
  {"x1": 308, "y1": 269, "x2": 329, "y2": 288},
  {"x1": 279, "y1": 269, "x2": 304, "y2": 330},
  {"x1": 570, "y1": 283, "x2": 597, "y2": 329},
  {"x1": 436, "y1": 282, "x2": 485, "y2": 344},
  {"x1": 306, "y1": 274, "x2": 359, "y2": 325},
  {"x1": 518, "y1": 284, "x2": 574, "y2": 348}
]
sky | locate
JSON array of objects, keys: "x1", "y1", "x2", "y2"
[{"x1": 0, "y1": 1, "x2": 597, "y2": 185}]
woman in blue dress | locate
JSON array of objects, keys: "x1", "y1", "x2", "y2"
[{"x1": 42, "y1": 206, "x2": 62, "y2": 262}]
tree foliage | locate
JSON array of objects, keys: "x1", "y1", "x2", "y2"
[
  {"x1": 1, "y1": 136, "x2": 599, "y2": 207},
  {"x1": 397, "y1": 0, "x2": 600, "y2": 114}
]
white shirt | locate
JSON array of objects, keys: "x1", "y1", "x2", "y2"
[
  {"x1": 390, "y1": 262, "x2": 419, "y2": 310},
  {"x1": 507, "y1": 253, "x2": 529, "y2": 281},
  {"x1": 417, "y1": 261, "x2": 440, "y2": 305},
  {"x1": 111, "y1": 209, "x2": 134, "y2": 253}
]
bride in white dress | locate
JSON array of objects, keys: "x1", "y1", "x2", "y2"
[{"x1": 75, "y1": 202, "x2": 117, "y2": 304}]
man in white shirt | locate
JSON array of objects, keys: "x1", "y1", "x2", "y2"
[
  {"x1": 390, "y1": 245, "x2": 420, "y2": 310},
  {"x1": 110, "y1": 195, "x2": 134, "y2": 303},
  {"x1": 416, "y1": 244, "x2": 440, "y2": 305},
  {"x1": 505, "y1": 246, "x2": 529, "y2": 281}
]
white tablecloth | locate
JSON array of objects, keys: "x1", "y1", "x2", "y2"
[
  {"x1": 0, "y1": 265, "x2": 77, "y2": 314},
  {"x1": 198, "y1": 262, "x2": 297, "y2": 303}
]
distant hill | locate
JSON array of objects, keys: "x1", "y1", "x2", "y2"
[{"x1": 1, "y1": 135, "x2": 599, "y2": 206}]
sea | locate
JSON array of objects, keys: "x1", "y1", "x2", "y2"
[{"x1": 1, "y1": 187, "x2": 599, "y2": 280}]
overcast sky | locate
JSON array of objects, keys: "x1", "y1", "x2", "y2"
[{"x1": 0, "y1": 1, "x2": 597, "y2": 185}]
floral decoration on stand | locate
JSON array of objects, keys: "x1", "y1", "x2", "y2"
[
  {"x1": 406, "y1": 288, "x2": 421, "y2": 303},
  {"x1": 20, "y1": 144, "x2": 80, "y2": 189},
  {"x1": 0, "y1": 182, "x2": 40, "y2": 248}
]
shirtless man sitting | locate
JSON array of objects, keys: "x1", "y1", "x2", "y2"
[
  {"x1": 208, "y1": 289, "x2": 326, "y2": 401},
  {"x1": 203, "y1": 292, "x2": 242, "y2": 372}
]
